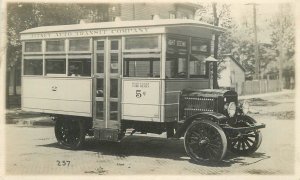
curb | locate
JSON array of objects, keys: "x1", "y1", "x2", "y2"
[{"x1": 15, "y1": 117, "x2": 54, "y2": 127}]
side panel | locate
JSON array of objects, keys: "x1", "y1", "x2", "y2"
[
  {"x1": 122, "y1": 79, "x2": 161, "y2": 122},
  {"x1": 22, "y1": 77, "x2": 92, "y2": 117},
  {"x1": 164, "y1": 79, "x2": 210, "y2": 122}
]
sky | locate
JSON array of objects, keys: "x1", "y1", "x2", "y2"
[{"x1": 230, "y1": 3, "x2": 280, "y2": 43}]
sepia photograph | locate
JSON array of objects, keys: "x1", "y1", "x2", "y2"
[{"x1": 0, "y1": 0, "x2": 298, "y2": 177}]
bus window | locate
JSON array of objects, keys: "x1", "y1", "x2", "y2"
[
  {"x1": 97, "y1": 41, "x2": 104, "y2": 50},
  {"x1": 45, "y1": 59, "x2": 66, "y2": 75},
  {"x1": 166, "y1": 57, "x2": 187, "y2": 78},
  {"x1": 96, "y1": 79, "x2": 104, "y2": 97},
  {"x1": 46, "y1": 40, "x2": 65, "y2": 52},
  {"x1": 125, "y1": 36, "x2": 159, "y2": 50},
  {"x1": 123, "y1": 58, "x2": 160, "y2": 78},
  {"x1": 69, "y1": 39, "x2": 90, "y2": 51},
  {"x1": 25, "y1": 41, "x2": 42, "y2": 52},
  {"x1": 96, "y1": 54, "x2": 104, "y2": 74},
  {"x1": 68, "y1": 58, "x2": 91, "y2": 77},
  {"x1": 110, "y1": 40, "x2": 119, "y2": 50},
  {"x1": 191, "y1": 39, "x2": 210, "y2": 54},
  {"x1": 110, "y1": 53, "x2": 119, "y2": 74},
  {"x1": 166, "y1": 36, "x2": 188, "y2": 78},
  {"x1": 189, "y1": 54, "x2": 206, "y2": 78},
  {"x1": 24, "y1": 59, "x2": 43, "y2": 75},
  {"x1": 110, "y1": 102, "x2": 118, "y2": 121}
]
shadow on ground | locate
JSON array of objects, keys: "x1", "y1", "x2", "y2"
[{"x1": 38, "y1": 135, "x2": 269, "y2": 168}]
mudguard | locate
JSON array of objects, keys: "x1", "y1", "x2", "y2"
[{"x1": 173, "y1": 112, "x2": 228, "y2": 138}]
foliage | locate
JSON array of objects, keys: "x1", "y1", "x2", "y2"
[
  {"x1": 269, "y1": 3, "x2": 295, "y2": 76},
  {"x1": 6, "y1": 3, "x2": 109, "y2": 70},
  {"x1": 196, "y1": 3, "x2": 294, "y2": 81}
]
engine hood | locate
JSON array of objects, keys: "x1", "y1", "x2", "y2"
[{"x1": 181, "y1": 88, "x2": 237, "y2": 98}]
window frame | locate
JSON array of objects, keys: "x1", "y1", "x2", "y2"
[
  {"x1": 67, "y1": 54, "x2": 92, "y2": 77},
  {"x1": 44, "y1": 56, "x2": 67, "y2": 76},
  {"x1": 45, "y1": 39, "x2": 66, "y2": 54},
  {"x1": 165, "y1": 34, "x2": 189, "y2": 79},
  {"x1": 123, "y1": 58, "x2": 161, "y2": 78},
  {"x1": 23, "y1": 56, "x2": 44, "y2": 76},
  {"x1": 123, "y1": 35, "x2": 161, "y2": 53},
  {"x1": 23, "y1": 41, "x2": 43, "y2": 55},
  {"x1": 68, "y1": 38, "x2": 92, "y2": 54}
]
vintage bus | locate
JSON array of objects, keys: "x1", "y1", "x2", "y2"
[{"x1": 20, "y1": 19, "x2": 265, "y2": 163}]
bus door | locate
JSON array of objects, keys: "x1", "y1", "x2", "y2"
[{"x1": 93, "y1": 38, "x2": 121, "y2": 130}]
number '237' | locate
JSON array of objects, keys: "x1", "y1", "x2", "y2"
[{"x1": 57, "y1": 160, "x2": 70, "y2": 166}]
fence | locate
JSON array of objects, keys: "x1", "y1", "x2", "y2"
[{"x1": 241, "y1": 79, "x2": 281, "y2": 95}]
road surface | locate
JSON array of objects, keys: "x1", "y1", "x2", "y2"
[{"x1": 5, "y1": 92, "x2": 295, "y2": 175}]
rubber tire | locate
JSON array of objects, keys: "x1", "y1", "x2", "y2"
[
  {"x1": 184, "y1": 120, "x2": 227, "y2": 163},
  {"x1": 55, "y1": 118, "x2": 86, "y2": 150},
  {"x1": 228, "y1": 116, "x2": 262, "y2": 155}
]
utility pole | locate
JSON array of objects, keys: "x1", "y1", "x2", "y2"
[
  {"x1": 247, "y1": 3, "x2": 260, "y2": 80},
  {"x1": 253, "y1": 4, "x2": 260, "y2": 80}
]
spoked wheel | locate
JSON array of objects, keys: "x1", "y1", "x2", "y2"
[
  {"x1": 228, "y1": 116, "x2": 262, "y2": 155},
  {"x1": 55, "y1": 118, "x2": 86, "y2": 149},
  {"x1": 184, "y1": 120, "x2": 227, "y2": 163}
]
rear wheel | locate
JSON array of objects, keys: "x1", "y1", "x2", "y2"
[
  {"x1": 228, "y1": 116, "x2": 262, "y2": 155},
  {"x1": 184, "y1": 120, "x2": 227, "y2": 163},
  {"x1": 55, "y1": 118, "x2": 86, "y2": 149}
]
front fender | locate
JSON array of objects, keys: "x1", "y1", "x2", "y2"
[{"x1": 173, "y1": 112, "x2": 228, "y2": 138}]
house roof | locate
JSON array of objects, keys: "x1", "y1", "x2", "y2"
[{"x1": 223, "y1": 54, "x2": 246, "y2": 72}]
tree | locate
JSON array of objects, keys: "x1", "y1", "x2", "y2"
[
  {"x1": 196, "y1": 3, "x2": 233, "y2": 87},
  {"x1": 6, "y1": 3, "x2": 109, "y2": 107},
  {"x1": 269, "y1": 3, "x2": 295, "y2": 88}
]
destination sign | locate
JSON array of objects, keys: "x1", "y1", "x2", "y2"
[{"x1": 166, "y1": 36, "x2": 188, "y2": 56}]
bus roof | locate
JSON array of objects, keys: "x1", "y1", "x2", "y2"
[{"x1": 20, "y1": 19, "x2": 225, "y2": 34}]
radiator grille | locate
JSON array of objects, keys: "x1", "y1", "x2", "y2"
[{"x1": 182, "y1": 97, "x2": 216, "y2": 118}]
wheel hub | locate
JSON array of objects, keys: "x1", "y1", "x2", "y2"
[{"x1": 199, "y1": 137, "x2": 209, "y2": 145}]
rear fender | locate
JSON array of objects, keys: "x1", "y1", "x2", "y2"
[{"x1": 174, "y1": 112, "x2": 228, "y2": 138}]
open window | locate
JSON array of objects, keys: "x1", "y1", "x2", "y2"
[
  {"x1": 68, "y1": 58, "x2": 91, "y2": 77},
  {"x1": 166, "y1": 57, "x2": 187, "y2": 78},
  {"x1": 189, "y1": 38, "x2": 211, "y2": 78}
]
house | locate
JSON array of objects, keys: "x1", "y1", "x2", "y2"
[
  {"x1": 218, "y1": 55, "x2": 246, "y2": 95},
  {"x1": 107, "y1": 3, "x2": 201, "y2": 21}
]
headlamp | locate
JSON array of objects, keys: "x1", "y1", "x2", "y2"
[
  {"x1": 241, "y1": 100, "x2": 250, "y2": 114},
  {"x1": 226, "y1": 102, "x2": 236, "y2": 117}
]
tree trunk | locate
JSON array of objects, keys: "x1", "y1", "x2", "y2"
[
  {"x1": 212, "y1": 3, "x2": 219, "y2": 89},
  {"x1": 13, "y1": 66, "x2": 17, "y2": 95},
  {"x1": 6, "y1": 70, "x2": 10, "y2": 109}
]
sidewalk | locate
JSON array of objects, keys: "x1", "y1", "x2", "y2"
[
  {"x1": 239, "y1": 89, "x2": 294, "y2": 100},
  {"x1": 5, "y1": 108, "x2": 54, "y2": 126}
]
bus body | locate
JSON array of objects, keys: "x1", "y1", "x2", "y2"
[{"x1": 20, "y1": 19, "x2": 265, "y2": 163}]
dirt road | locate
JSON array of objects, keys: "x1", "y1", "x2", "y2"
[{"x1": 5, "y1": 92, "x2": 295, "y2": 175}]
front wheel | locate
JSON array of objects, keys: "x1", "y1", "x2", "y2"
[
  {"x1": 55, "y1": 118, "x2": 86, "y2": 149},
  {"x1": 184, "y1": 120, "x2": 227, "y2": 163},
  {"x1": 228, "y1": 116, "x2": 262, "y2": 155}
]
